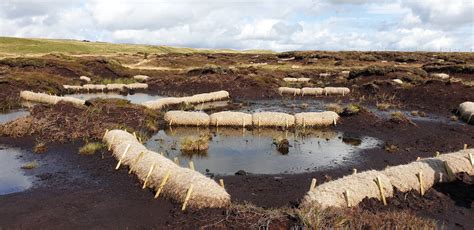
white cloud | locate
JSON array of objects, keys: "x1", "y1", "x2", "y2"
[{"x1": 0, "y1": 0, "x2": 472, "y2": 51}]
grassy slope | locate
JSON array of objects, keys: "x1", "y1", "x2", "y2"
[{"x1": 0, "y1": 37, "x2": 272, "y2": 55}]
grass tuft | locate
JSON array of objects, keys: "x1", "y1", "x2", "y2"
[
  {"x1": 180, "y1": 135, "x2": 210, "y2": 153},
  {"x1": 79, "y1": 142, "x2": 105, "y2": 155},
  {"x1": 325, "y1": 103, "x2": 343, "y2": 114},
  {"x1": 21, "y1": 160, "x2": 39, "y2": 169},
  {"x1": 33, "y1": 142, "x2": 47, "y2": 154}
]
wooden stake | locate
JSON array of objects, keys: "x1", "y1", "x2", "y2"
[
  {"x1": 216, "y1": 118, "x2": 219, "y2": 128},
  {"x1": 333, "y1": 117, "x2": 337, "y2": 126},
  {"x1": 133, "y1": 132, "x2": 137, "y2": 139},
  {"x1": 189, "y1": 161, "x2": 195, "y2": 171},
  {"x1": 108, "y1": 135, "x2": 115, "y2": 151},
  {"x1": 444, "y1": 161, "x2": 454, "y2": 181},
  {"x1": 219, "y1": 179, "x2": 225, "y2": 188},
  {"x1": 154, "y1": 170, "x2": 171, "y2": 199},
  {"x1": 174, "y1": 157, "x2": 179, "y2": 165},
  {"x1": 416, "y1": 157, "x2": 421, "y2": 161},
  {"x1": 182, "y1": 184, "x2": 194, "y2": 211},
  {"x1": 417, "y1": 171, "x2": 424, "y2": 196},
  {"x1": 344, "y1": 190, "x2": 350, "y2": 207},
  {"x1": 469, "y1": 153, "x2": 473, "y2": 166},
  {"x1": 309, "y1": 178, "x2": 317, "y2": 191},
  {"x1": 435, "y1": 151, "x2": 440, "y2": 157},
  {"x1": 258, "y1": 117, "x2": 261, "y2": 127},
  {"x1": 302, "y1": 117, "x2": 306, "y2": 128},
  {"x1": 115, "y1": 144, "x2": 130, "y2": 170},
  {"x1": 464, "y1": 144, "x2": 468, "y2": 150},
  {"x1": 285, "y1": 117, "x2": 289, "y2": 129},
  {"x1": 142, "y1": 163, "x2": 156, "y2": 189},
  {"x1": 375, "y1": 177, "x2": 387, "y2": 205},
  {"x1": 160, "y1": 152, "x2": 164, "y2": 156},
  {"x1": 129, "y1": 152, "x2": 144, "y2": 174},
  {"x1": 352, "y1": 168, "x2": 357, "y2": 174},
  {"x1": 103, "y1": 129, "x2": 109, "y2": 139}
]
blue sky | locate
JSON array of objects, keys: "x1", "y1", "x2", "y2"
[{"x1": 0, "y1": 0, "x2": 472, "y2": 51}]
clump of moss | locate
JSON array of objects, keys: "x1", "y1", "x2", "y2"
[
  {"x1": 390, "y1": 111, "x2": 416, "y2": 126},
  {"x1": 342, "y1": 104, "x2": 362, "y2": 116},
  {"x1": 79, "y1": 142, "x2": 105, "y2": 155},
  {"x1": 180, "y1": 135, "x2": 209, "y2": 153},
  {"x1": 273, "y1": 137, "x2": 290, "y2": 154},
  {"x1": 21, "y1": 160, "x2": 39, "y2": 169},
  {"x1": 376, "y1": 103, "x2": 392, "y2": 111},
  {"x1": 33, "y1": 142, "x2": 47, "y2": 154},
  {"x1": 385, "y1": 143, "x2": 399, "y2": 153}
]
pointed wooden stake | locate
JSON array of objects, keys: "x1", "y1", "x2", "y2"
[
  {"x1": 219, "y1": 179, "x2": 225, "y2": 189},
  {"x1": 469, "y1": 153, "x2": 473, "y2": 166},
  {"x1": 344, "y1": 190, "x2": 351, "y2": 207},
  {"x1": 155, "y1": 170, "x2": 171, "y2": 199},
  {"x1": 444, "y1": 161, "x2": 454, "y2": 181},
  {"x1": 115, "y1": 144, "x2": 130, "y2": 170},
  {"x1": 309, "y1": 178, "x2": 317, "y2": 191},
  {"x1": 416, "y1": 157, "x2": 421, "y2": 161},
  {"x1": 352, "y1": 168, "x2": 357, "y2": 174},
  {"x1": 464, "y1": 144, "x2": 468, "y2": 150},
  {"x1": 174, "y1": 157, "x2": 179, "y2": 165},
  {"x1": 103, "y1": 129, "x2": 109, "y2": 139},
  {"x1": 189, "y1": 161, "x2": 195, "y2": 171},
  {"x1": 375, "y1": 176, "x2": 387, "y2": 205},
  {"x1": 435, "y1": 151, "x2": 440, "y2": 157},
  {"x1": 182, "y1": 184, "x2": 194, "y2": 211},
  {"x1": 417, "y1": 171, "x2": 424, "y2": 196},
  {"x1": 142, "y1": 163, "x2": 156, "y2": 189}
]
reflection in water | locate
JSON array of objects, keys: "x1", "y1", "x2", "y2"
[
  {"x1": 0, "y1": 146, "x2": 33, "y2": 195},
  {"x1": 65, "y1": 93, "x2": 230, "y2": 109},
  {"x1": 65, "y1": 93, "x2": 164, "y2": 104},
  {"x1": 0, "y1": 110, "x2": 30, "y2": 124},
  {"x1": 146, "y1": 127, "x2": 381, "y2": 175}
]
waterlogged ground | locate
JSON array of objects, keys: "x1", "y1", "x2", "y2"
[
  {"x1": 0, "y1": 110, "x2": 29, "y2": 124},
  {"x1": 0, "y1": 146, "x2": 33, "y2": 195},
  {"x1": 65, "y1": 92, "x2": 164, "y2": 104},
  {"x1": 145, "y1": 127, "x2": 381, "y2": 175}
]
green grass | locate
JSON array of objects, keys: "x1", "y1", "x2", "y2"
[
  {"x1": 21, "y1": 160, "x2": 39, "y2": 169},
  {"x1": 79, "y1": 142, "x2": 105, "y2": 155},
  {"x1": 0, "y1": 37, "x2": 273, "y2": 55}
]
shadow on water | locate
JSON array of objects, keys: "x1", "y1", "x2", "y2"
[{"x1": 145, "y1": 127, "x2": 381, "y2": 175}]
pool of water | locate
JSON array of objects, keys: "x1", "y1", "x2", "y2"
[
  {"x1": 0, "y1": 146, "x2": 33, "y2": 195},
  {"x1": 0, "y1": 110, "x2": 30, "y2": 124},
  {"x1": 65, "y1": 93, "x2": 165, "y2": 104},
  {"x1": 145, "y1": 127, "x2": 381, "y2": 175},
  {"x1": 236, "y1": 99, "x2": 329, "y2": 114}
]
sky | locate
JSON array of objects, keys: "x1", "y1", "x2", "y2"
[{"x1": 0, "y1": 0, "x2": 473, "y2": 51}]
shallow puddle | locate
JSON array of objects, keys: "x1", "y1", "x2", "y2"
[
  {"x1": 0, "y1": 146, "x2": 33, "y2": 195},
  {"x1": 145, "y1": 127, "x2": 381, "y2": 175},
  {"x1": 0, "y1": 110, "x2": 30, "y2": 124},
  {"x1": 65, "y1": 93, "x2": 165, "y2": 104}
]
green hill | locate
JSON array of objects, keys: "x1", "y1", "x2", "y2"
[{"x1": 0, "y1": 37, "x2": 272, "y2": 55}]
